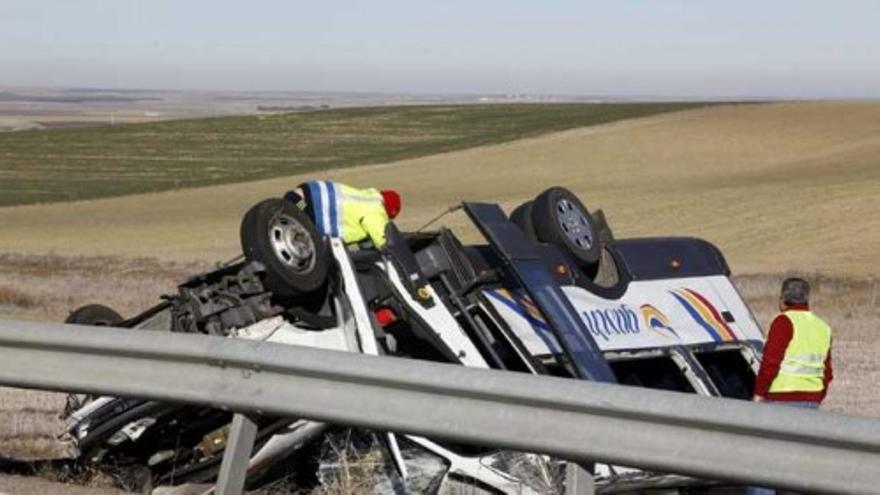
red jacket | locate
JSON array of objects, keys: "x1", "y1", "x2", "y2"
[{"x1": 754, "y1": 304, "x2": 833, "y2": 402}]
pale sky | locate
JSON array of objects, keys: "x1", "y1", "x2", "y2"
[{"x1": 1, "y1": 1, "x2": 879, "y2": 98}]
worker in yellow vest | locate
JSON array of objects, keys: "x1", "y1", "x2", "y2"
[
  {"x1": 284, "y1": 181, "x2": 402, "y2": 249},
  {"x1": 753, "y1": 277, "x2": 833, "y2": 408}
]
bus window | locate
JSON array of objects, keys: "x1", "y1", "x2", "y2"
[
  {"x1": 609, "y1": 356, "x2": 696, "y2": 393},
  {"x1": 694, "y1": 349, "x2": 755, "y2": 400}
]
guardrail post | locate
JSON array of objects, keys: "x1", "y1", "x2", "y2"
[
  {"x1": 565, "y1": 463, "x2": 595, "y2": 495},
  {"x1": 215, "y1": 414, "x2": 258, "y2": 495}
]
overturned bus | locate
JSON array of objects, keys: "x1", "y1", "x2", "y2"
[{"x1": 63, "y1": 186, "x2": 763, "y2": 493}]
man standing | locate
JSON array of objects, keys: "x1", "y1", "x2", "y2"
[
  {"x1": 753, "y1": 277, "x2": 833, "y2": 408},
  {"x1": 284, "y1": 181, "x2": 401, "y2": 249}
]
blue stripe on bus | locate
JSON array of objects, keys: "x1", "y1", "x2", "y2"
[
  {"x1": 484, "y1": 290, "x2": 561, "y2": 354},
  {"x1": 671, "y1": 292, "x2": 723, "y2": 342},
  {"x1": 485, "y1": 290, "x2": 551, "y2": 332}
]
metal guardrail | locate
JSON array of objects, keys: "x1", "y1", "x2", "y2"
[{"x1": 0, "y1": 320, "x2": 879, "y2": 494}]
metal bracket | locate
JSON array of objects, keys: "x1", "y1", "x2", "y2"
[{"x1": 565, "y1": 463, "x2": 596, "y2": 495}]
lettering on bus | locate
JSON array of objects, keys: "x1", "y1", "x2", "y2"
[{"x1": 580, "y1": 305, "x2": 641, "y2": 341}]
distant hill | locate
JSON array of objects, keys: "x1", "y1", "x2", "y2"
[
  {"x1": 0, "y1": 91, "x2": 158, "y2": 103},
  {"x1": 0, "y1": 103, "x2": 705, "y2": 207},
  {"x1": 0, "y1": 101, "x2": 877, "y2": 277}
]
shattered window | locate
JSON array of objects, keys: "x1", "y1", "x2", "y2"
[{"x1": 316, "y1": 430, "x2": 448, "y2": 493}]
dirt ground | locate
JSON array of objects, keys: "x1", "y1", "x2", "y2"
[{"x1": 0, "y1": 474, "x2": 129, "y2": 495}]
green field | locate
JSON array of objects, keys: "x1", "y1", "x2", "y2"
[{"x1": 0, "y1": 103, "x2": 705, "y2": 206}]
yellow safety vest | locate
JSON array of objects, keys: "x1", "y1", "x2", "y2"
[
  {"x1": 768, "y1": 310, "x2": 831, "y2": 393},
  {"x1": 304, "y1": 181, "x2": 390, "y2": 248}
]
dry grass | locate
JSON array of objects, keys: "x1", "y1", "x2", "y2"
[
  {"x1": 0, "y1": 474, "x2": 129, "y2": 495},
  {"x1": 0, "y1": 381, "x2": 76, "y2": 462},
  {"x1": 0, "y1": 254, "x2": 204, "y2": 462},
  {"x1": 313, "y1": 433, "x2": 387, "y2": 495},
  {"x1": 0, "y1": 253, "x2": 205, "y2": 322},
  {"x1": 0, "y1": 102, "x2": 878, "y2": 276},
  {"x1": 0, "y1": 439, "x2": 76, "y2": 463},
  {"x1": 0, "y1": 286, "x2": 40, "y2": 309}
]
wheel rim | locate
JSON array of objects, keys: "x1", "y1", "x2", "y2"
[
  {"x1": 268, "y1": 214, "x2": 316, "y2": 273},
  {"x1": 555, "y1": 198, "x2": 594, "y2": 251}
]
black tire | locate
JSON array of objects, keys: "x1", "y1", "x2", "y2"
[
  {"x1": 531, "y1": 187, "x2": 601, "y2": 265},
  {"x1": 65, "y1": 304, "x2": 124, "y2": 326},
  {"x1": 509, "y1": 200, "x2": 538, "y2": 242},
  {"x1": 63, "y1": 304, "x2": 126, "y2": 417},
  {"x1": 240, "y1": 198, "x2": 329, "y2": 297}
]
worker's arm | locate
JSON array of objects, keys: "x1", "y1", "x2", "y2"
[
  {"x1": 821, "y1": 341, "x2": 834, "y2": 401},
  {"x1": 359, "y1": 214, "x2": 389, "y2": 249},
  {"x1": 753, "y1": 314, "x2": 794, "y2": 400}
]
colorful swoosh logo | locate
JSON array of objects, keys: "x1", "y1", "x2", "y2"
[
  {"x1": 485, "y1": 289, "x2": 550, "y2": 331},
  {"x1": 670, "y1": 288, "x2": 737, "y2": 342},
  {"x1": 640, "y1": 304, "x2": 679, "y2": 339}
]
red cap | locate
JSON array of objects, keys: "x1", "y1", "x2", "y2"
[
  {"x1": 381, "y1": 190, "x2": 401, "y2": 219},
  {"x1": 374, "y1": 307, "x2": 397, "y2": 327}
]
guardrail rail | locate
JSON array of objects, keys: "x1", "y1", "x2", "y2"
[{"x1": 0, "y1": 320, "x2": 878, "y2": 494}]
